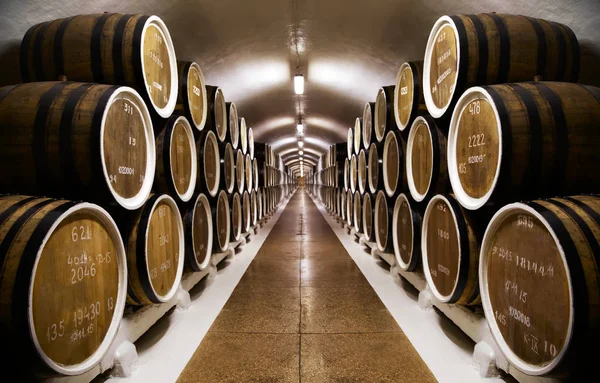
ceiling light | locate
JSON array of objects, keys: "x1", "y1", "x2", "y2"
[
  {"x1": 296, "y1": 123, "x2": 304, "y2": 135},
  {"x1": 294, "y1": 74, "x2": 304, "y2": 94},
  {"x1": 298, "y1": 141, "x2": 304, "y2": 148},
  {"x1": 299, "y1": 150, "x2": 303, "y2": 155}
]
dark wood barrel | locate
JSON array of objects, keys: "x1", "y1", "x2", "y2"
[
  {"x1": 447, "y1": 82, "x2": 600, "y2": 210},
  {"x1": 0, "y1": 82, "x2": 155, "y2": 210},
  {"x1": 353, "y1": 118, "x2": 362, "y2": 155},
  {"x1": 218, "y1": 142, "x2": 235, "y2": 194},
  {"x1": 257, "y1": 161, "x2": 267, "y2": 189},
  {"x1": 480, "y1": 195, "x2": 600, "y2": 376},
  {"x1": 183, "y1": 193, "x2": 213, "y2": 271},
  {"x1": 362, "y1": 193, "x2": 374, "y2": 242},
  {"x1": 211, "y1": 190, "x2": 230, "y2": 252},
  {"x1": 368, "y1": 142, "x2": 384, "y2": 194},
  {"x1": 362, "y1": 102, "x2": 375, "y2": 150},
  {"x1": 239, "y1": 117, "x2": 248, "y2": 155},
  {"x1": 346, "y1": 189, "x2": 354, "y2": 227},
  {"x1": 374, "y1": 85, "x2": 396, "y2": 143},
  {"x1": 394, "y1": 61, "x2": 426, "y2": 132},
  {"x1": 20, "y1": 14, "x2": 178, "y2": 118},
  {"x1": 340, "y1": 190, "x2": 347, "y2": 222},
  {"x1": 248, "y1": 127, "x2": 255, "y2": 160},
  {"x1": 196, "y1": 130, "x2": 220, "y2": 198},
  {"x1": 423, "y1": 14, "x2": 580, "y2": 119},
  {"x1": 254, "y1": 142, "x2": 267, "y2": 163},
  {"x1": 392, "y1": 193, "x2": 422, "y2": 272},
  {"x1": 0, "y1": 195, "x2": 126, "y2": 375},
  {"x1": 226, "y1": 102, "x2": 239, "y2": 149},
  {"x1": 353, "y1": 191, "x2": 362, "y2": 233},
  {"x1": 245, "y1": 154, "x2": 253, "y2": 192},
  {"x1": 350, "y1": 154, "x2": 358, "y2": 194},
  {"x1": 228, "y1": 192, "x2": 242, "y2": 242},
  {"x1": 406, "y1": 115, "x2": 449, "y2": 203},
  {"x1": 251, "y1": 189, "x2": 258, "y2": 226},
  {"x1": 422, "y1": 194, "x2": 480, "y2": 305},
  {"x1": 347, "y1": 128, "x2": 354, "y2": 159},
  {"x1": 257, "y1": 188, "x2": 264, "y2": 221},
  {"x1": 253, "y1": 159, "x2": 259, "y2": 192},
  {"x1": 154, "y1": 115, "x2": 197, "y2": 202},
  {"x1": 205, "y1": 86, "x2": 227, "y2": 142},
  {"x1": 123, "y1": 194, "x2": 184, "y2": 305},
  {"x1": 235, "y1": 149, "x2": 245, "y2": 194},
  {"x1": 383, "y1": 130, "x2": 408, "y2": 198},
  {"x1": 358, "y1": 149, "x2": 368, "y2": 195},
  {"x1": 242, "y1": 190, "x2": 251, "y2": 233},
  {"x1": 175, "y1": 61, "x2": 207, "y2": 130},
  {"x1": 374, "y1": 190, "x2": 394, "y2": 253}
]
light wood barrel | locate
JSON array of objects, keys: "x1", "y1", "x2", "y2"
[
  {"x1": 368, "y1": 142, "x2": 384, "y2": 194},
  {"x1": 253, "y1": 159, "x2": 259, "y2": 192},
  {"x1": 423, "y1": 14, "x2": 580, "y2": 119},
  {"x1": 183, "y1": 193, "x2": 212, "y2": 271},
  {"x1": 196, "y1": 130, "x2": 220, "y2": 197},
  {"x1": 242, "y1": 190, "x2": 251, "y2": 233},
  {"x1": 218, "y1": 142, "x2": 235, "y2": 194},
  {"x1": 383, "y1": 130, "x2": 408, "y2": 198},
  {"x1": 245, "y1": 154, "x2": 253, "y2": 192},
  {"x1": 362, "y1": 102, "x2": 375, "y2": 150},
  {"x1": 154, "y1": 115, "x2": 197, "y2": 202},
  {"x1": 124, "y1": 194, "x2": 184, "y2": 305},
  {"x1": 0, "y1": 82, "x2": 155, "y2": 210},
  {"x1": 175, "y1": 61, "x2": 207, "y2": 130},
  {"x1": 347, "y1": 128, "x2": 354, "y2": 159},
  {"x1": 353, "y1": 191, "x2": 362, "y2": 233},
  {"x1": 447, "y1": 82, "x2": 600, "y2": 210},
  {"x1": 0, "y1": 196, "x2": 126, "y2": 375},
  {"x1": 350, "y1": 154, "x2": 358, "y2": 194},
  {"x1": 394, "y1": 61, "x2": 426, "y2": 131},
  {"x1": 211, "y1": 190, "x2": 230, "y2": 252},
  {"x1": 236, "y1": 149, "x2": 245, "y2": 194},
  {"x1": 205, "y1": 86, "x2": 227, "y2": 142},
  {"x1": 343, "y1": 158, "x2": 349, "y2": 191},
  {"x1": 374, "y1": 86, "x2": 396, "y2": 143},
  {"x1": 346, "y1": 190, "x2": 354, "y2": 226},
  {"x1": 358, "y1": 149, "x2": 367, "y2": 195},
  {"x1": 20, "y1": 14, "x2": 178, "y2": 118},
  {"x1": 257, "y1": 188, "x2": 263, "y2": 221},
  {"x1": 227, "y1": 102, "x2": 239, "y2": 149},
  {"x1": 341, "y1": 190, "x2": 347, "y2": 222},
  {"x1": 392, "y1": 193, "x2": 422, "y2": 272},
  {"x1": 362, "y1": 193, "x2": 374, "y2": 242},
  {"x1": 228, "y1": 192, "x2": 242, "y2": 242},
  {"x1": 251, "y1": 190, "x2": 258, "y2": 226},
  {"x1": 406, "y1": 115, "x2": 449, "y2": 202},
  {"x1": 353, "y1": 118, "x2": 362, "y2": 155},
  {"x1": 374, "y1": 190, "x2": 394, "y2": 253},
  {"x1": 480, "y1": 195, "x2": 600, "y2": 376},
  {"x1": 248, "y1": 127, "x2": 255, "y2": 160},
  {"x1": 240, "y1": 117, "x2": 248, "y2": 155},
  {"x1": 422, "y1": 194, "x2": 480, "y2": 305}
]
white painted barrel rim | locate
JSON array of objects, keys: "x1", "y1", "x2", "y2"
[
  {"x1": 29, "y1": 203, "x2": 127, "y2": 375},
  {"x1": 237, "y1": 151, "x2": 245, "y2": 194},
  {"x1": 374, "y1": 88, "x2": 387, "y2": 142},
  {"x1": 141, "y1": 16, "x2": 178, "y2": 118},
  {"x1": 146, "y1": 194, "x2": 185, "y2": 302},
  {"x1": 423, "y1": 15, "x2": 460, "y2": 118},
  {"x1": 421, "y1": 194, "x2": 461, "y2": 303},
  {"x1": 172, "y1": 116, "x2": 197, "y2": 202},
  {"x1": 353, "y1": 194, "x2": 361, "y2": 232},
  {"x1": 194, "y1": 194, "x2": 213, "y2": 270},
  {"x1": 382, "y1": 131, "x2": 398, "y2": 197},
  {"x1": 214, "y1": 89, "x2": 228, "y2": 142},
  {"x1": 251, "y1": 191, "x2": 258, "y2": 226},
  {"x1": 189, "y1": 62, "x2": 208, "y2": 131},
  {"x1": 243, "y1": 192, "x2": 251, "y2": 232},
  {"x1": 350, "y1": 155, "x2": 357, "y2": 193},
  {"x1": 248, "y1": 128, "x2": 255, "y2": 160},
  {"x1": 447, "y1": 87, "x2": 503, "y2": 210},
  {"x1": 253, "y1": 161, "x2": 259, "y2": 191},
  {"x1": 229, "y1": 102, "x2": 239, "y2": 147},
  {"x1": 204, "y1": 131, "x2": 221, "y2": 197},
  {"x1": 245, "y1": 156, "x2": 253, "y2": 191},
  {"x1": 240, "y1": 118, "x2": 248, "y2": 154},
  {"x1": 354, "y1": 118, "x2": 361, "y2": 155},
  {"x1": 392, "y1": 193, "x2": 412, "y2": 270},
  {"x1": 358, "y1": 151, "x2": 366, "y2": 195},
  {"x1": 479, "y1": 203, "x2": 573, "y2": 376},
  {"x1": 374, "y1": 191, "x2": 387, "y2": 252},
  {"x1": 346, "y1": 193, "x2": 353, "y2": 226},
  {"x1": 362, "y1": 194, "x2": 372, "y2": 241},
  {"x1": 394, "y1": 62, "x2": 413, "y2": 131},
  {"x1": 368, "y1": 143, "x2": 378, "y2": 194},
  {"x1": 406, "y1": 116, "x2": 431, "y2": 202},
  {"x1": 224, "y1": 143, "x2": 235, "y2": 194},
  {"x1": 362, "y1": 102, "x2": 372, "y2": 149},
  {"x1": 347, "y1": 128, "x2": 353, "y2": 159},
  {"x1": 100, "y1": 86, "x2": 155, "y2": 210},
  {"x1": 217, "y1": 190, "x2": 231, "y2": 251}
]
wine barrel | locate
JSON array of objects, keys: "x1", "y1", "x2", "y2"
[
  {"x1": 341, "y1": 190, "x2": 347, "y2": 222},
  {"x1": 392, "y1": 193, "x2": 422, "y2": 272},
  {"x1": 353, "y1": 191, "x2": 362, "y2": 233},
  {"x1": 255, "y1": 142, "x2": 267, "y2": 163},
  {"x1": 383, "y1": 130, "x2": 408, "y2": 198},
  {"x1": 362, "y1": 193, "x2": 374, "y2": 242},
  {"x1": 353, "y1": 118, "x2": 362, "y2": 155},
  {"x1": 423, "y1": 14, "x2": 580, "y2": 119},
  {"x1": 480, "y1": 195, "x2": 600, "y2": 376},
  {"x1": 253, "y1": 159, "x2": 259, "y2": 192},
  {"x1": 242, "y1": 190, "x2": 251, "y2": 233},
  {"x1": 394, "y1": 61, "x2": 426, "y2": 132},
  {"x1": 350, "y1": 154, "x2": 358, "y2": 194},
  {"x1": 256, "y1": 188, "x2": 263, "y2": 221},
  {"x1": 347, "y1": 127, "x2": 354, "y2": 159},
  {"x1": 346, "y1": 190, "x2": 354, "y2": 227},
  {"x1": 422, "y1": 194, "x2": 479, "y2": 305},
  {"x1": 0, "y1": 195, "x2": 126, "y2": 375},
  {"x1": 357, "y1": 149, "x2": 367, "y2": 195},
  {"x1": 343, "y1": 158, "x2": 349, "y2": 191},
  {"x1": 218, "y1": 142, "x2": 235, "y2": 194},
  {"x1": 248, "y1": 127, "x2": 255, "y2": 160},
  {"x1": 236, "y1": 149, "x2": 245, "y2": 194},
  {"x1": 240, "y1": 117, "x2": 248, "y2": 154},
  {"x1": 226, "y1": 102, "x2": 239, "y2": 149},
  {"x1": 123, "y1": 194, "x2": 185, "y2": 305},
  {"x1": 175, "y1": 61, "x2": 207, "y2": 130},
  {"x1": 154, "y1": 115, "x2": 197, "y2": 202},
  {"x1": 368, "y1": 142, "x2": 384, "y2": 194},
  {"x1": 20, "y1": 14, "x2": 178, "y2": 118},
  {"x1": 183, "y1": 193, "x2": 213, "y2": 271},
  {"x1": 205, "y1": 86, "x2": 227, "y2": 142},
  {"x1": 374, "y1": 86, "x2": 396, "y2": 143},
  {"x1": 251, "y1": 190, "x2": 258, "y2": 226},
  {"x1": 362, "y1": 102, "x2": 375, "y2": 150},
  {"x1": 0, "y1": 82, "x2": 155, "y2": 210},
  {"x1": 210, "y1": 190, "x2": 230, "y2": 253},
  {"x1": 374, "y1": 190, "x2": 394, "y2": 253},
  {"x1": 245, "y1": 154, "x2": 253, "y2": 192},
  {"x1": 196, "y1": 130, "x2": 220, "y2": 198},
  {"x1": 406, "y1": 115, "x2": 449, "y2": 202},
  {"x1": 447, "y1": 82, "x2": 600, "y2": 210},
  {"x1": 228, "y1": 192, "x2": 242, "y2": 242}
]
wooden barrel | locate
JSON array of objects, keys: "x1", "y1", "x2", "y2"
[
  {"x1": 358, "y1": 149, "x2": 367, "y2": 195},
  {"x1": 245, "y1": 154, "x2": 253, "y2": 192},
  {"x1": 394, "y1": 61, "x2": 426, "y2": 131},
  {"x1": 480, "y1": 195, "x2": 600, "y2": 376},
  {"x1": 253, "y1": 159, "x2": 259, "y2": 192},
  {"x1": 341, "y1": 190, "x2": 347, "y2": 221},
  {"x1": 205, "y1": 86, "x2": 227, "y2": 142},
  {"x1": 183, "y1": 193, "x2": 213, "y2": 271},
  {"x1": 255, "y1": 142, "x2": 267, "y2": 163},
  {"x1": 123, "y1": 194, "x2": 184, "y2": 305},
  {"x1": 175, "y1": 61, "x2": 207, "y2": 130},
  {"x1": 350, "y1": 154, "x2": 358, "y2": 194},
  {"x1": 362, "y1": 102, "x2": 375, "y2": 150},
  {"x1": 347, "y1": 127, "x2": 354, "y2": 159},
  {"x1": 240, "y1": 117, "x2": 248, "y2": 155},
  {"x1": 423, "y1": 14, "x2": 580, "y2": 119},
  {"x1": 257, "y1": 188, "x2": 263, "y2": 221},
  {"x1": 374, "y1": 190, "x2": 394, "y2": 253},
  {"x1": 0, "y1": 195, "x2": 126, "y2": 375},
  {"x1": 353, "y1": 191, "x2": 362, "y2": 233},
  {"x1": 383, "y1": 130, "x2": 408, "y2": 198},
  {"x1": 392, "y1": 193, "x2": 422, "y2": 272},
  {"x1": 368, "y1": 142, "x2": 384, "y2": 194},
  {"x1": 251, "y1": 190, "x2": 258, "y2": 226},
  {"x1": 196, "y1": 130, "x2": 220, "y2": 198},
  {"x1": 210, "y1": 190, "x2": 230, "y2": 254},
  {"x1": 346, "y1": 190, "x2": 353, "y2": 226},
  {"x1": 0, "y1": 82, "x2": 155, "y2": 210},
  {"x1": 235, "y1": 149, "x2": 245, "y2": 194},
  {"x1": 447, "y1": 82, "x2": 600, "y2": 210},
  {"x1": 374, "y1": 86, "x2": 396, "y2": 143},
  {"x1": 154, "y1": 115, "x2": 197, "y2": 202},
  {"x1": 228, "y1": 192, "x2": 242, "y2": 242},
  {"x1": 406, "y1": 115, "x2": 449, "y2": 202},
  {"x1": 218, "y1": 142, "x2": 235, "y2": 194},
  {"x1": 362, "y1": 193, "x2": 374, "y2": 242},
  {"x1": 226, "y1": 102, "x2": 239, "y2": 149},
  {"x1": 242, "y1": 190, "x2": 251, "y2": 233},
  {"x1": 353, "y1": 118, "x2": 362, "y2": 155},
  {"x1": 248, "y1": 127, "x2": 255, "y2": 160},
  {"x1": 422, "y1": 194, "x2": 480, "y2": 305},
  {"x1": 343, "y1": 158, "x2": 349, "y2": 191},
  {"x1": 20, "y1": 14, "x2": 178, "y2": 118}
]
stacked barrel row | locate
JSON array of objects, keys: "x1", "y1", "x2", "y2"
[
  {"x1": 314, "y1": 13, "x2": 600, "y2": 379},
  {"x1": 0, "y1": 13, "x2": 293, "y2": 377}
]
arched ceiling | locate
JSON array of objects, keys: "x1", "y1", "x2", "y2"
[{"x1": 1, "y1": 0, "x2": 599, "y2": 170}]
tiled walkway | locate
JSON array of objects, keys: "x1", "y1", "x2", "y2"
[{"x1": 177, "y1": 189, "x2": 436, "y2": 382}]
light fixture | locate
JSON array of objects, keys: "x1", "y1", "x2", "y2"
[
  {"x1": 294, "y1": 74, "x2": 304, "y2": 95},
  {"x1": 296, "y1": 122, "x2": 304, "y2": 135},
  {"x1": 299, "y1": 150, "x2": 304, "y2": 155},
  {"x1": 298, "y1": 141, "x2": 304, "y2": 148}
]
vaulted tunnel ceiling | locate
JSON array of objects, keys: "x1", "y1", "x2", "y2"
[{"x1": 0, "y1": 0, "x2": 599, "y2": 171}]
